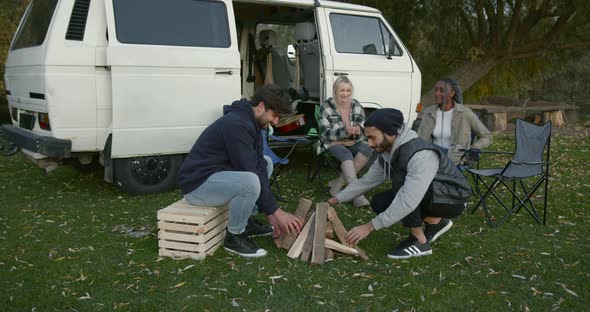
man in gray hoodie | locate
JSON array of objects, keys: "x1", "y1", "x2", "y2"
[{"x1": 326, "y1": 108, "x2": 471, "y2": 259}]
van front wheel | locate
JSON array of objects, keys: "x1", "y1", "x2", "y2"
[{"x1": 114, "y1": 155, "x2": 183, "y2": 195}]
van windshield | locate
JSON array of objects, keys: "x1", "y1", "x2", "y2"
[{"x1": 11, "y1": 0, "x2": 59, "y2": 51}]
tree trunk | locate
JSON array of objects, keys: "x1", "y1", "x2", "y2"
[{"x1": 420, "y1": 58, "x2": 500, "y2": 107}]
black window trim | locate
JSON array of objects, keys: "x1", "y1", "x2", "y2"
[
  {"x1": 10, "y1": 0, "x2": 59, "y2": 51},
  {"x1": 329, "y1": 12, "x2": 404, "y2": 57}
]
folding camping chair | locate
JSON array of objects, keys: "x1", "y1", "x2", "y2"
[
  {"x1": 262, "y1": 130, "x2": 301, "y2": 202},
  {"x1": 306, "y1": 104, "x2": 342, "y2": 185},
  {"x1": 467, "y1": 119, "x2": 552, "y2": 227}
]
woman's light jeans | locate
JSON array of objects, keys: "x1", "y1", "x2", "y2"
[{"x1": 184, "y1": 156, "x2": 273, "y2": 235}]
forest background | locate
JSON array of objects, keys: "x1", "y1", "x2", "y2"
[{"x1": 1, "y1": 0, "x2": 589, "y2": 121}]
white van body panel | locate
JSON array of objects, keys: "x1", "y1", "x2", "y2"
[
  {"x1": 318, "y1": 7, "x2": 418, "y2": 124},
  {"x1": 104, "y1": 0, "x2": 241, "y2": 157},
  {"x1": 4, "y1": 0, "x2": 421, "y2": 193}
]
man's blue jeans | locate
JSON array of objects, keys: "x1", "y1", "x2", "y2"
[{"x1": 184, "y1": 156, "x2": 273, "y2": 235}]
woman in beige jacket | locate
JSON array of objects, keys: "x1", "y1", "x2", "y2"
[{"x1": 417, "y1": 78, "x2": 492, "y2": 165}]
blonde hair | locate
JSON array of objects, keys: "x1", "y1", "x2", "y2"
[{"x1": 332, "y1": 76, "x2": 354, "y2": 103}]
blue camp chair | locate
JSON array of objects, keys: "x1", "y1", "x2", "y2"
[
  {"x1": 261, "y1": 130, "x2": 300, "y2": 202},
  {"x1": 467, "y1": 119, "x2": 552, "y2": 227}
]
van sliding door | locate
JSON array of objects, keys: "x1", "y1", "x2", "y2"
[
  {"x1": 318, "y1": 8, "x2": 413, "y2": 115},
  {"x1": 104, "y1": 0, "x2": 240, "y2": 157}
]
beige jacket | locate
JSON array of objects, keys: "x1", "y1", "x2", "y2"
[{"x1": 417, "y1": 103, "x2": 492, "y2": 164}]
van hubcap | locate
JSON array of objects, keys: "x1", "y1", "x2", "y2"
[{"x1": 129, "y1": 156, "x2": 170, "y2": 185}]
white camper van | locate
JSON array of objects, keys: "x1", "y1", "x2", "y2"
[{"x1": 3, "y1": 0, "x2": 421, "y2": 194}]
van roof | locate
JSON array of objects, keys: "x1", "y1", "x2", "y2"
[{"x1": 234, "y1": 0, "x2": 381, "y2": 14}]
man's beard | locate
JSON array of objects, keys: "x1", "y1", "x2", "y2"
[
  {"x1": 373, "y1": 133, "x2": 393, "y2": 153},
  {"x1": 256, "y1": 116, "x2": 269, "y2": 129}
]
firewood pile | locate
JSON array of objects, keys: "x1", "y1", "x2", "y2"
[{"x1": 274, "y1": 198, "x2": 368, "y2": 264}]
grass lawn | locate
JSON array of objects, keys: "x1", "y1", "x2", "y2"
[{"x1": 1, "y1": 128, "x2": 589, "y2": 311}]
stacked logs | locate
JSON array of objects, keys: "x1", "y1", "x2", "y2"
[{"x1": 274, "y1": 198, "x2": 368, "y2": 264}]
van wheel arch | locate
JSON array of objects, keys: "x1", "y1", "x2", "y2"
[{"x1": 114, "y1": 154, "x2": 183, "y2": 195}]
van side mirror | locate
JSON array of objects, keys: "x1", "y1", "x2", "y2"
[{"x1": 362, "y1": 44, "x2": 377, "y2": 55}]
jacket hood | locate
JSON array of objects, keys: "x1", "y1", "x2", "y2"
[
  {"x1": 225, "y1": 98, "x2": 261, "y2": 130},
  {"x1": 379, "y1": 123, "x2": 417, "y2": 179}
]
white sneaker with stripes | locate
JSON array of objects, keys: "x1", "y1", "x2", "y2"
[{"x1": 387, "y1": 235, "x2": 432, "y2": 259}]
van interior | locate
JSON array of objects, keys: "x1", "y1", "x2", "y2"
[{"x1": 234, "y1": 2, "x2": 320, "y2": 136}]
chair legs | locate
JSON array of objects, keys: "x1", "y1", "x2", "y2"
[
  {"x1": 269, "y1": 164, "x2": 286, "y2": 202},
  {"x1": 470, "y1": 174, "x2": 548, "y2": 227}
]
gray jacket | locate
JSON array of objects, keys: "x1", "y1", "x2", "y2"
[
  {"x1": 417, "y1": 103, "x2": 492, "y2": 164},
  {"x1": 335, "y1": 125, "x2": 441, "y2": 230}
]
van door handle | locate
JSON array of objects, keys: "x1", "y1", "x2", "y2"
[
  {"x1": 334, "y1": 72, "x2": 348, "y2": 76},
  {"x1": 215, "y1": 70, "x2": 233, "y2": 75}
]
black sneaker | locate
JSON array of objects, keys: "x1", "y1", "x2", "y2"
[
  {"x1": 424, "y1": 219, "x2": 453, "y2": 243},
  {"x1": 243, "y1": 217, "x2": 274, "y2": 237},
  {"x1": 223, "y1": 231, "x2": 267, "y2": 258},
  {"x1": 387, "y1": 235, "x2": 432, "y2": 259}
]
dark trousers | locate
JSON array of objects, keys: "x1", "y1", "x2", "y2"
[{"x1": 370, "y1": 186, "x2": 465, "y2": 228}]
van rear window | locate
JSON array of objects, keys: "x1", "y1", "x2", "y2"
[
  {"x1": 113, "y1": 0, "x2": 230, "y2": 48},
  {"x1": 11, "y1": 0, "x2": 59, "y2": 51}
]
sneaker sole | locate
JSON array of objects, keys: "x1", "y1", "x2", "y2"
[
  {"x1": 247, "y1": 232, "x2": 273, "y2": 238},
  {"x1": 224, "y1": 247, "x2": 267, "y2": 258},
  {"x1": 430, "y1": 220, "x2": 453, "y2": 243},
  {"x1": 387, "y1": 249, "x2": 433, "y2": 259}
]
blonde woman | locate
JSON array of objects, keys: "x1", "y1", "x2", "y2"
[{"x1": 318, "y1": 76, "x2": 372, "y2": 207}]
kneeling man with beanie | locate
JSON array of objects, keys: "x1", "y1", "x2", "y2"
[{"x1": 326, "y1": 108, "x2": 471, "y2": 259}]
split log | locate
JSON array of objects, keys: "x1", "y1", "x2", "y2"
[
  {"x1": 326, "y1": 207, "x2": 369, "y2": 260},
  {"x1": 311, "y1": 203, "x2": 329, "y2": 265},
  {"x1": 299, "y1": 217, "x2": 316, "y2": 262},
  {"x1": 325, "y1": 239, "x2": 358, "y2": 255},
  {"x1": 287, "y1": 211, "x2": 316, "y2": 259},
  {"x1": 275, "y1": 198, "x2": 312, "y2": 249}
]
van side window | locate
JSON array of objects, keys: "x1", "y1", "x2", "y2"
[
  {"x1": 11, "y1": 0, "x2": 59, "y2": 51},
  {"x1": 329, "y1": 13, "x2": 402, "y2": 56},
  {"x1": 113, "y1": 0, "x2": 230, "y2": 48}
]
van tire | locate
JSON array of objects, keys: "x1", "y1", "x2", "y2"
[{"x1": 114, "y1": 154, "x2": 183, "y2": 195}]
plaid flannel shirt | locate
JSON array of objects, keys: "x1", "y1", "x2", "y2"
[{"x1": 319, "y1": 97, "x2": 366, "y2": 147}]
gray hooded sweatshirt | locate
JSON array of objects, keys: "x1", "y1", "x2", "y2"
[{"x1": 334, "y1": 124, "x2": 440, "y2": 230}]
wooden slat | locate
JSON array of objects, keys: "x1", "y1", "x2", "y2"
[
  {"x1": 158, "y1": 199, "x2": 228, "y2": 224},
  {"x1": 159, "y1": 230, "x2": 225, "y2": 253},
  {"x1": 299, "y1": 217, "x2": 316, "y2": 262},
  {"x1": 326, "y1": 207, "x2": 369, "y2": 260},
  {"x1": 158, "y1": 218, "x2": 228, "y2": 244},
  {"x1": 159, "y1": 240, "x2": 205, "y2": 253},
  {"x1": 201, "y1": 210, "x2": 230, "y2": 233},
  {"x1": 159, "y1": 249, "x2": 206, "y2": 260},
  {"x1": 325, "y1": 238, "x2": 358, "y2": 255},
  {"x1": 276, "y1": 198, "x2": 313, "y2": 249},
  {"x1": 157, "y1": 210, "x2": 229, "y2": 234},
  {"x1": 311, "y1": 203, "x2": 328, "y2": 265},
  {"x1": 159, "y1": 240, "x2": 222, "y2": 261},
  {"x1": 287, "y1": 211, "x2": 316, "y2": 259}
]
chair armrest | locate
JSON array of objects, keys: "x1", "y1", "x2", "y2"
[{"x1": 509, "y1": 160, "x2": 550, "y2": 166}]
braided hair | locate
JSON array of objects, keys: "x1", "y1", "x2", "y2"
[{"x1": 441, "y1": 77, "x2": 463, "y2": 105}]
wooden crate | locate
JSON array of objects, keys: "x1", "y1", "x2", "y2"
[{"x1": 157, "y1": 199, "x2": 229, "y2": 260}]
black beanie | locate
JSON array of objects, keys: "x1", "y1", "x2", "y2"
[{"x1": 365, "y1": 108, "x2": 404, "y2": 135}]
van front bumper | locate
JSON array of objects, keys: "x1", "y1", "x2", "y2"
[{"x1": 1, "y1": 124, "x2": 71, "y2": 157}]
